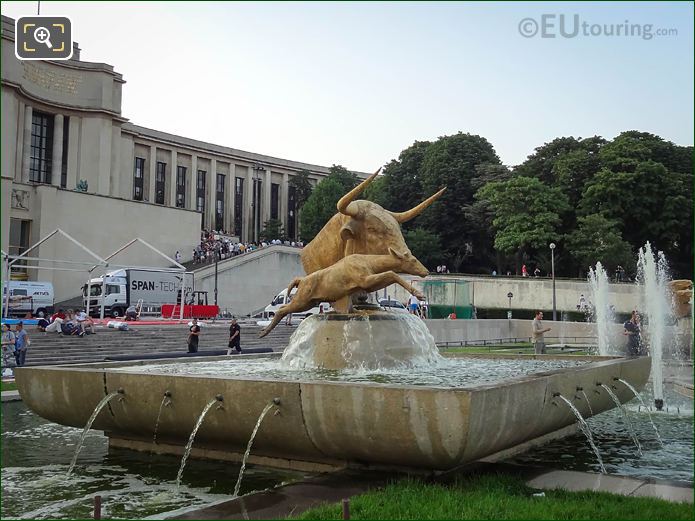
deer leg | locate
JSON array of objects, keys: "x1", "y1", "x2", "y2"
[
  {"x1": 362, "y1": 272, "x2": 425, "y2": 300},
  {"x1": 259, "y1": 300, "x2": 306, "y2": 338}
]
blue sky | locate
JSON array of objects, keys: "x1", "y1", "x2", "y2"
[{"x1": 2, "y1": 1, "x2": 692, "y2": 171}]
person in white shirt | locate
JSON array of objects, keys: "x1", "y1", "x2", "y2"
[
  {"x1": 408, "y1": 293, "x2": 420, "y2": 314},
  {"x1": 75, "y1": 310, "x2": 94, "y2": 337}
]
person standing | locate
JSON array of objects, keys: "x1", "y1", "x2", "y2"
[
  {"x1": 228, "y1": 318, "x2": 241, "y2": 354},
  {"x1": 187, "y1": 318, "x2": 201, "y2": 353},
  {"x1": 1, "y1": 324, "x2": 16, "y2": 375},
  {"x1": 623, "y1": 311, "x2": 643, "y2": 356},
  {"x1": 522, "y1": 264, "x2": 528, "y2": 277},
  {"x1": 408, "y1": 293, "x2": 420, "y2": 315},
  {"x1": 14, "y1": 321, "x2": 29, "y2": 366},
  {"x1": 532, "y1": 311, "x2": 551, "y2": 355},
  {"x1": 175, "y1": 250, "x2": 182, "y2": 263}
]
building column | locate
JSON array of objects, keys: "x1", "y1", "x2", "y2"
[
  {"x1": 50, "y1": 114, "x2": 64, "y2": 186},
  {"x1": 280, "y1": 172, "x2": 289, "y2": 232},
  {"x1": 148, "y1": 145, "x2": 157, "y2": 203},
  {"x1": 22, "y1": 105, "x2": 33, "y2": 182},
  {"x1": 207, "y1": 158, "x2": 217, "y2": 230},
  {"x1": 263, "y1": 169, "x2": 272, "y2": 225},
  {"x1": 168, "y1": 149, "x2": 178, "y2": 207},
  {"x1": 190, "y1": 155, "x2": 198, "y2": 212},
  {"x1": 245, "y1": 166, "x2": 254, "y2": 242},
  {"x1": 227, "y1": 165, "x2": 236, "y2": 236}
]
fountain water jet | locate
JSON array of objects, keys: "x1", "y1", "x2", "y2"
[
  {"x1": 233, "y1": 400, "x2": 278, "y2": 497},
  {"x1": 152, "y1": 391, "x2": 172, "y2": 448},
  {"x1": 578, "y1": 387, "x2": 594, "y2": 417},
  {"x1": 554, "y1": 393, "x2": 606, "y2": 473},
  {"x1": 67, "y1": 389, "x2": 123, "y2": 476},
  {"x1": 588, "y1": 262, "x2": 615, "y2": 356},
  {"x1": 600, "y1": 384, "x2": 642, "y2": 456},
  {"x1": 637, "y1": 242, "x2": 671, "y2": 410}
]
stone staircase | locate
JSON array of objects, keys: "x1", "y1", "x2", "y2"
[{"x1": 22, "y1": 321, "x2": 295, "y2": 367}]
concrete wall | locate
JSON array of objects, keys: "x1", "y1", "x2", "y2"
[
  {"x1": 24, "y1": 183, "x2": 200, "y2": 301},
  {"x1": 193, "y1": 246, "x2": 304, "y2": 316},
  {"x1": 384, "y1": 275, "x2": 640, "y2": 314}
]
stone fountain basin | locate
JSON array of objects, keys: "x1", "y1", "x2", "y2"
[{"x1": 14, "y1": 354, "x2": 650, "y2": 471}]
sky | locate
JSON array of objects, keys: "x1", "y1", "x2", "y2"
[{"x1": 2, "y1": 1, "x2": 693, "y2": 171}]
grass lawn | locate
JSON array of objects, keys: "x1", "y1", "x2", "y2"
[
  {"x1": 1, "y1": 380, "x2": 17, "y2": 392},
  {"x1": 294, "y1": 474, "x2": 692, "y2": 520}
]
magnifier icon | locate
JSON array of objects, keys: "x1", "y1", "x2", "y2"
[{"x1": 33, "y1": 26, "x2": 53, "y2": 49}]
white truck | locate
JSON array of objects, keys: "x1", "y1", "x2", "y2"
[
  {"x1": 83, "y1": 269, "x2": 193, "y2": 318},
  {"x1": 263, "y1": 287, "x2": 332, "y2": 319},
  {"x1": 2, "y1": 281, "x2": 55, "y2": 318}
]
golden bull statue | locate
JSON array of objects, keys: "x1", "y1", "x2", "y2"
[
  {"x1": 670, "y1": 279, "x2": 693, "y2": 319},
  {"x1": 259, "y1": 169, "x2": 445, "y2": 337}
]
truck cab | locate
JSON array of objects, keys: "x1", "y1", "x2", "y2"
[
  {"x1": 83, "y1": 272, "x2": 128, "y2": 317},
  {"x1": 264, "y1": 287, "x2": 332, "y2": 319}
]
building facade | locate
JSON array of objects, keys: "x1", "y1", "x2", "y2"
[{"x1": 1, "y1": 15, "x2": 359, "y2": 302}]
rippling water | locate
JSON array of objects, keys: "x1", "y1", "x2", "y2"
[
  {"x1": 109, "y1": 357, "x2": 590, "y2": 387},
  {"x1": 1, "y1": 402, "x2": 304, "y2": 520},
  {"x1": 507, "y1": 384, "x2": 694, "y2": 484}
]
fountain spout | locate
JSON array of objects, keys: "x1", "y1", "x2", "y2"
[
  {"x1": 654, "y1": 398, "x2": 664, "y2": 411},
  {"x1": 272, "y1": 397, "x2": 281, "y2": 406}
]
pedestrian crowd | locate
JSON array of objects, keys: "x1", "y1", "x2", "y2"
[{"x1": 189, "y1": 230, "x2": 304, "y2": 265}]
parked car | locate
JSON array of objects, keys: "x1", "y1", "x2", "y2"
[{"x1": 378, "y1": 298, "x2": 409, "y2": 314}]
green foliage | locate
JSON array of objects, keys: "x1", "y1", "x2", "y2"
[
  {"x1": 403, "y1": 228, "x2": 443, "y2": 270},
  {"x1": 295, "y1": 473, "x2": 692, "y2": 520},
  {"x1": 418, "y1": 133, "x2": 501, "y2": 264},
  {"x1": 362, "y1": 174, "x2": 387, "y2": 206},
  {"x1": 289, "y1": 170, "x2": 313, "y2": 210},
  {"x1": 566, "y1": 214, "x2": 632, "y2": 272},
  {"x1": 476, "y1": 177, "x2": 570, "y2": 255},
  {"x1": 299, "y1": 165, "x2": 359, "y2": 242},
  {"x1": 378, "y1": 141, "x2": 432, "y2": 216},
  {"x1": 259, "y1": 218, "x2": 285, "y2": 241}
]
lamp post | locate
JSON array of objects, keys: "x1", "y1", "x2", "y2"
[
  {"x1": 550, "y1": 242, "x2": 557, "y2": 321},
  {"x1": 507, "y1": 291, "x2": 513, "y2": 319},
  {"x1": 251, "y1": 163, "x2": 266, "y2": 244}
]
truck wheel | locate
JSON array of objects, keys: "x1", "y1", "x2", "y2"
[
  {"x1": 36, "y1": 308, "x2": 46, "y2": 318},
  {"x1": 111, "y1": 308, "x2": 123, "y2": 318}
]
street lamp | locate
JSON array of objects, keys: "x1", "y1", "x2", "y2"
[
  {"x1": 251, "y1": 163, "x2": 266, "y2": 243},
  {"x1": 507, "y1": 291, "x2": 513, "y2": 319},
  {"x1": 549, "y1": 242, "x2": 557, "y2": 321}
]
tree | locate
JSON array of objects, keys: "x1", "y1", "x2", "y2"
[
  {"x1": 418, "y1": 133, "x2": 502, "y2": 266},
  {"x1": 363, "y1": 173, "x2": 387, "y2": 206},
  {"x1": 289, "y1": 170, "x2": 313, "y2": 210},
  {"x1": 298, "y1": 165, "x2": 358, "y2": 242},
  {"x1": 514, "y1": 137, "x2": 587, "y2": 184},
  {"x1": 566, "y1": 214, "x2": 632, "y2": 274},
  {"x1": 475, "y1": 177, "x2": 570, "y2": 265},
  {"x1": 403, "y1": 228, "x2": 443, "y2": 271},
  {"x1": 259, "y1": 218, "x2": 285, "y2": 242},
  {"x1": 378, "y1": 141, "x2": 432, "y2": 216}
]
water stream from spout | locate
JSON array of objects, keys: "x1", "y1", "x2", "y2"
[
  {"x1": 580, "y1": 390, "x2": 594, "y2": 417},
  {"x1": 600, "y1": 384, "x2": 642, "y2": 456},
  {"x1": 555, "y1": 394, "x2": 606, "y2": 473},
  {"x1": 67, "y1": 391, "x2": 120, "y2": 476},
  {"x1": 152, "y1": 395, "x2": 172, "y2": 447},
  {"x1": 175, "y1": 399, "x2": 217, "y2": 487},
  {"x1": 616, "y1": 379, "x2": 664, "y2": 447},
  {"x1": 233, "y1": 402, "x2": 276, "y2": 497}
]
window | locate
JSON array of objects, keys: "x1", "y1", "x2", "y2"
[
  {"x1": 252, "y1": 178, "x2": 262, "y2": 240},
  {"x1": 196, "y1": 170, "x2": 206, "y2": 213},
  {"x1": 60, "y1": 116, "x2": 69, "y2": 188},
  {"x1": 234, "y1": 177, "x2": 244, "y2": 236},
  {"x1": 9, "y1": 219, "x2": 31, "y2": 274},
  {"x1": 133, "y1": 157, "x2": 145, "y2": 200},
  {"x1": 176, "y1": 166, "x2": 186, "y2": 208},
  {"x1": 287, "y1": 185, "x2": 297, "y2": 240},
  {"x1": 29, "y1": 111, "x2": 54, "y2": 183},
  {"x1": 105, "y1": 284, "x2": 121, "y2": 295},
  {"x1": 155, "y1": 162, "x2": 166, "y2": 204},
  {"x1": 270, "y1": 183, "x2": 279, "y2": 220},
  {"x1": 215, "y1": 173, "x2": 225, "y2": 231}
]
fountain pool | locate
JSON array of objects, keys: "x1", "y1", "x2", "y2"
[{"x1": 1, "y1": 401, "x2": 305, "y2": 520}]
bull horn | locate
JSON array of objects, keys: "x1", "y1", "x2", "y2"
[
  {"x1": 336, "y1": 168, "x2": 381, "y2": 217},
  {"x1": 390, "y1": 187, "x2": 446, "y2": 223}
]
